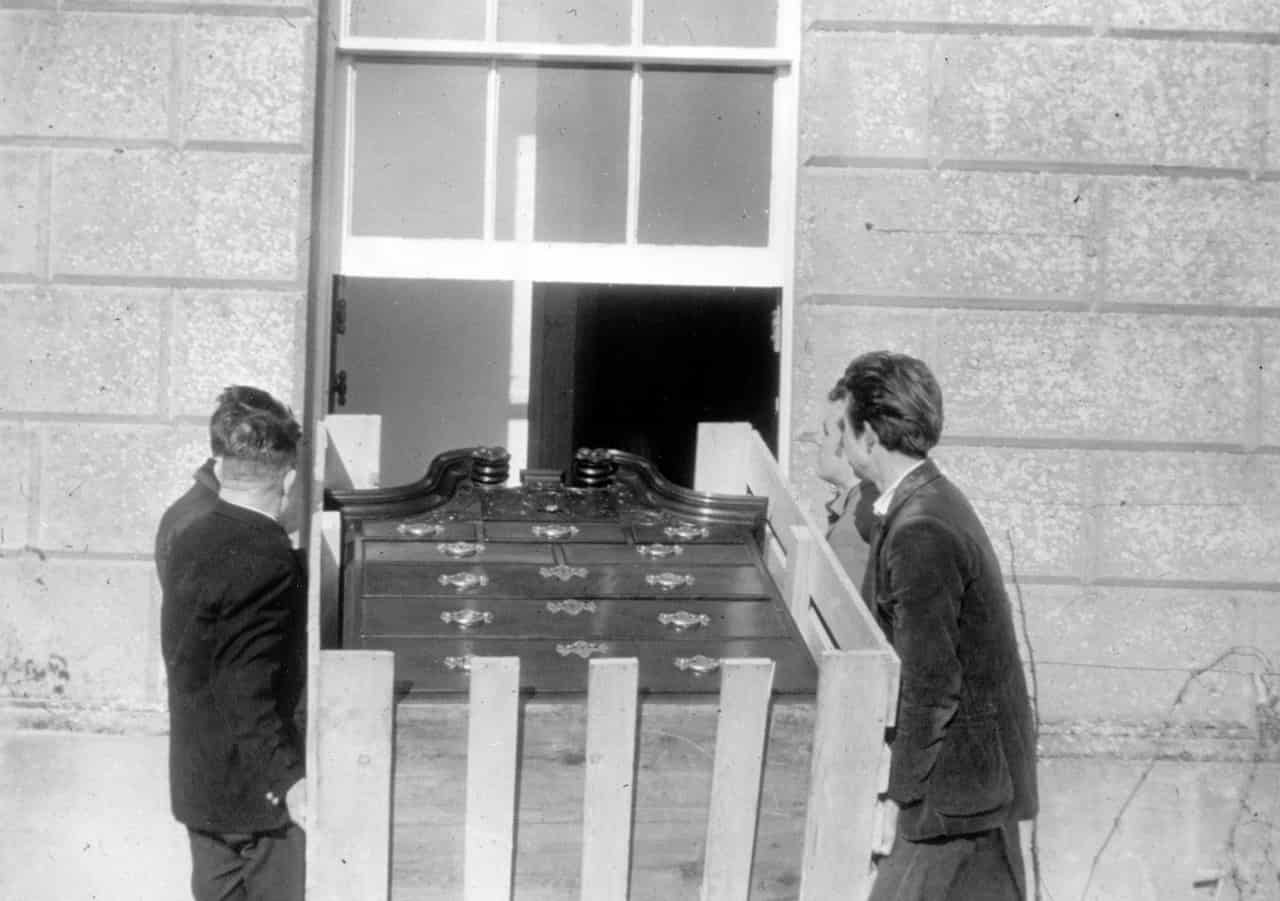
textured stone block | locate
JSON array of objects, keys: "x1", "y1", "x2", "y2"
[
  {"x1": 52, "y1": 149, "x2": 307, "y2": 280},
  {"x1": 798, "y1": 170, "x2": 1095, "y2": 299},
  {"x1": 0, "y1": 558, "x2": 155, "y2": 703},
  {"x1": 932, "y1": 37, "x2": 1257, "y2": 168},
  {"x1": 1271, "y1": 48, "x2": 1280, "y2": 174},
  {"x1": 1109, "y1": 0, "x2": 1280, "y2": 31},
  {"x1": 0, "y1": 150, "x2": 42, "y2": 276},
  {"x1": 0, "y1": 12, "x2": 170, "y2": 140},
  {"x1": 170, "y1": 290, "x2": 304, "y2": 416},
  {"x1": 0, "y1": 428, "x2": 34, "y2": 550},
  {"x1": 1096, "y1": 452, "x2": 1280, "y2": 583},
  {"x1": 0, "y1": 286, "x2": 164, "y2": 415},
  {"x1": 810, "y1": 0, "x2": 1105, "y2": 26},
  {"x1": 39, "y1": 425, "x2": 206, "y2": 555},
  {"x1": 1022, "y1": 585, "x2": 1258, "y2": 725},
  {"x1": 932, "y1": 445, "x2": 1088, "y2": 578},
  {"x1": 183, "y1": 17, "x2": 310, "y2": 144},
  {"x1": 806, "y1": 0, "x2": 945, "y2": 23},
  {"x1": 937, "y1": 311, "x2": 1253, "y2": 442},
  {"x1": 1104, "y1": 179, "x2": 1280, "y2": 308},
  {"x1": 1261, "y1": 321, "x2": 1280, "y2": 447},
  {"x1": 801, "y1": 33, "x2": 930, "y2": 159}
]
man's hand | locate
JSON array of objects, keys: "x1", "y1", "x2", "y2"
[
  {"x1": 872, "y1": 797, "x2": 898, "y2": 857},
  {"x1": 285, "y1": 778, "x2": 308, "y2": 830}
]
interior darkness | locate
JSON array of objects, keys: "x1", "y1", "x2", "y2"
[{"x1": 552, "y1": 284, "x2": 780, "y2": 488}]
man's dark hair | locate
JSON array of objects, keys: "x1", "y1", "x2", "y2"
[
  {"x1": 836, "y1": 351, "x2": 943, "y2": 458},
  {"x1": 209, "y1": 386, "x2": 294, "y2": 457}
]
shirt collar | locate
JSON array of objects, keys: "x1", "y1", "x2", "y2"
[{"x1": 871, "y1": 458, "x2": 927, "y2": 518}]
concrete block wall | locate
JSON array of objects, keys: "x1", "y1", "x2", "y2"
[
  {"x1": 793, "y1": 1, "x2": 1280, "y2": 896},
  {"x1": 0, "y1": 2, "x2": 315, "y2": 717}
]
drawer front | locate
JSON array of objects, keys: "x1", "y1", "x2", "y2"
[
  {"x1": 360, "y1": 520, "x2": 479, "y2": 541},
  {"x1": 631, "y1": 521, "x2": 756, "y2": 545},
  {"x1": 482, "y1": 521, "x2": 628, "y2": 543},
  {"x1": 360, "y1": 562, "x2": 771, "y2": 598},
  {"x1": 363, "y1": 541, "x2": 555, "y2": 565},
  {"x1": 355, "y1": 596, "x2": 791, "y2": 641},
  {"x1": 561, "y1": 543, "x2": 752, "y2": 566},
  {"x1": 364, "y1": 637, "x2": 817, "y2": 695}
]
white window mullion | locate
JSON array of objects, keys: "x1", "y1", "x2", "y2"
[
  {"x1": 483, "y1": 62, "x2": 499, "y2": 240},
  {"x1": 625, "y1": 67, "x2": 642, "y2": 245}
]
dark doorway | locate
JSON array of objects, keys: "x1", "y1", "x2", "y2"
[{"x1": 530, "y1": 284, "x2": 780, "y2": 487}]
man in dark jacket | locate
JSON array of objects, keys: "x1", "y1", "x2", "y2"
[
  {"x1": 159, "y1": 389, "x2": 307, "y2": 901},
  {"x1": 835, "y1": 351, "x2": 1038, "y2": 900},
  {"x1": 155, "y1": 385, "x2": 298, "y2": 579}
]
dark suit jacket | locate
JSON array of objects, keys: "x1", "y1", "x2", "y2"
[
  {"x1": 862, "y1": 459, "x2": 1038, "y2": 841},
  {"x1": 161, "y1": 499, "x2": 306, "y2": 833},
  {"x1": 155, "y1": 458, "x2": 219, "y2": 581}
]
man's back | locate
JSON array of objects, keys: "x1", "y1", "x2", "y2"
[
  {"x1": 155, "y1": 459, "x2": 218, "y2": 581},
  {"x1": 162, "y1": 500, "x2": 305, "y2": 834}
]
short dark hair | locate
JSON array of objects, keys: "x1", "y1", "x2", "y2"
[
  {"x1": 209, "y1": 386, "x2": 294, "y2": 457},
  {"x1": 209, "y1": 386, "x2": 300, "y2": 480},
  {"x1": 836, "y1": 352, "x2": 943, "y2": 458}
]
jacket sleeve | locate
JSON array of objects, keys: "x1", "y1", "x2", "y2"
[
  {"x1": 211, "y1": 551, "x2": 305, "y2": 801},
  {"x1": 881, "y1": 516, "x2": 965, "y2": 804}
]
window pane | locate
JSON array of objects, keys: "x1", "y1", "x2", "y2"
[
  {"x1": 639, "y1": 68, "x2": 772, "y2": 246},
  {"x1": 496, "y1": 64, "x2": 629, "y2": 243},
  {"x1": 350, "y1": 0, "x2": 485, "y2": 40},
  {"x1": 498, "y1": 0, "x2": 629, "y2": 44},
  {"x1": 351, "y1": 62, "x2": 488, "y2": 239},
  {"x1": 644, "y1": 0, "x2": 776, "y2": 47}
]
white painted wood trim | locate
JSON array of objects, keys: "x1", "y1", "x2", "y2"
[
  {"x1": 337, "y1": 37, "x2": 792, "y2": 67},
  {"x1": 341, "y1": 237, "x2": 783, "y2": 286}
]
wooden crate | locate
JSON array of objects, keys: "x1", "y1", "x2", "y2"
[{"x1": 305, "y1": 418, "x2": 899, "y2": 901}]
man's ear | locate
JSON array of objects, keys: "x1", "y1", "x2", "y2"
[{"x1": 861, "y1": 421, "x2": 881, "y2": 452}]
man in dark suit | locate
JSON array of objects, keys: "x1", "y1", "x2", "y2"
[
  {"x1": 834, "y1": 351, "x2": 1038, "y2": 900},
  {"x1": 155, "y1": 385, "x2": 299, "y2": 579},
  {"x1": 159, "y1": 390, "x2": 307, "y2": 901}
]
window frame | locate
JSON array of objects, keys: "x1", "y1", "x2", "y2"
[{"x1": 308, "y1": 0, "x2": 802, "y2": 471}]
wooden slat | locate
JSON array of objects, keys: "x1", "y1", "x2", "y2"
[
  {"x1": 324, "y1": 413, "x2": 382, "y2": 490},
  {"x1": 319, "y1": 510, "x2": 342, "y2": 649},
  {"x1": 309, "y1": 650, "x2": 395, "y2": 901},
  {"x1": 694, "y1": 422, "x2": 753, "y2": 495},
  {"x1": 465, "y1": 657, "x2": 521, "y2": 901},
  {"x1": 701, "y1": 659, "x2": 776, "y2": 901},
  {"x1": 798, "y1": 650, "x2": 894, "y2": 901},
  {"x1": 580, "y1": 658, "x2": 640, "y2": 900}
]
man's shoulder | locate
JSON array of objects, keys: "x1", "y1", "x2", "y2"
[{"x1": 171, "y1": 504, "x2": 293, "y2": 567}]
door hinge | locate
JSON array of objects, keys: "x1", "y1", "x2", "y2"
[
  {"x1": 332, "y1": 370, "x2": 348, "y2": 407},
  {"x1": 333, "y1": 295, "x2": 347, "y2": 335}
]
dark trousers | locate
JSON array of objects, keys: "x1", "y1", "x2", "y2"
[
  {"x1": 868, "y1": 823, "x2": 1025, "y2": 901},
  {"x1": 188, "y1": 825, "x2": 304, "y2": 901}
]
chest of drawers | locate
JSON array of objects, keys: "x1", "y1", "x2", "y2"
[{"x1": 328, "y1": 447, "x2": 817, "y2": 697}]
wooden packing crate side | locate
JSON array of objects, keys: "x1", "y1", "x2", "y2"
[
  {"x1": 580, "y1": 659, "x2": 641, "y2": 899},
  {"x1": 701, "y1": 659, "x2": 776, "y2": 901},
  {"x1": 465, "y1": 657, "x2": 521, "y2": 901},
  {"x1": 389, "y1": 698, "x2": 815, "y2": 901},
  {"x1": 308, "y1": 650, "x2": 396, "y2": 901}
]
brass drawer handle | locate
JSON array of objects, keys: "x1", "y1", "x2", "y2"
[
  {"x1": 531, "y1": 523, "x2": 579, "y2": 539},
  {"x1": 438, "y1": 571, "x2": 489, "y2": 592},
  {"x1": 443, "y1": 655, "x2": 473, "y2": 672},
  {"x1": 646, "y1": 571, "x2": 695, "y2": 591},
  {"x1": 398, "y1": 520, "x2": 443, "y2": 537},
  {"x1": 556, "y1": 641, "x2": 608, "y2": 659},
  {"x1": 663, "y1": 522, "x2": 709, "y2": 541},
  {"x1": 636, "y1": 543, "x2": 683, "y2": 559},
  {"x1": 545, "y1": 599, "x2": 597, "y2": 616},
  {"x1": 658, "y1": 611, "x2": 710, "y2": 631},
  {"x1": 675, "y1": 655, "x2": 721, "y2": 676},
  {"x1": 438, "y1": 541, "x2": 483, "y2": 558},
  {"x1": 440, "y1": 608, "x2": 493, "y2": 628},
  {"x1": 539, "y1": 564, "x2": 588, "y2": 582}
]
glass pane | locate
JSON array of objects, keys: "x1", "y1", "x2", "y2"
[
  {"x1": 498, "y1": 0, "x2": 629, "y2": 44},
  {"x1": 496, "y1": 64, "x2": 629, "y2": 243},
  {"x1": 639, "y1": 68, "x2": 772, "y2": 246},
  {"x1": 351, "y1": 62, "x2": 488, "y2": 239},
  {"x1": 351, "y1": 0, "x2": 485, "y2": 40},
  {"x1": 644, "y1": 0, "x2": 776, "y2": 47}
]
